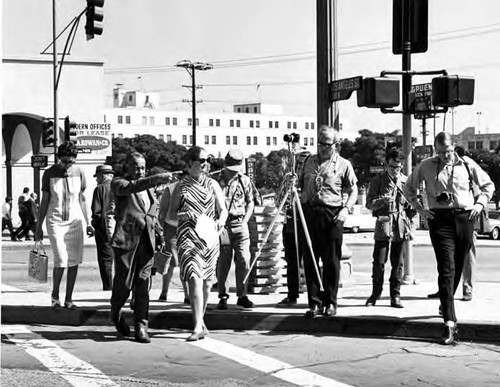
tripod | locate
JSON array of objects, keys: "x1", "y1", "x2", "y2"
[{"x1": 243, "y1": 148, "x2": 324, "y2": 291}]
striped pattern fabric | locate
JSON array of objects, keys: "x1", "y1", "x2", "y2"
[{"x1": 177, "y1": 175, "x2": 220, "y2": 281}]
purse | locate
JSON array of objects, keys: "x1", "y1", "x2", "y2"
[
  {"x1": 28, "y1": 241, "x2": 48, "y2": 282},
  {"x1": 153, "y1": 244, "x2": 172, "y2": 275}
]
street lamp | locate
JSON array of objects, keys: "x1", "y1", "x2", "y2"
[{"x1": 176, "y1": 60, "x2": 213, "y2": 146}]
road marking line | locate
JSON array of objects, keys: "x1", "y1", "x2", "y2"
[
  {"x1": 1, "y1": 284, "x2": 27, "y2": 292},
  {"x1": 2, "y1": 325, "x2": 119, "y2": 387},
  {"x1": 188, "y1": 336, "x2": 354, "y2": 387}
]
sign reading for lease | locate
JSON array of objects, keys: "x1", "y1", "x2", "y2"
[{"x1": 74, "y1": 123, "x2": 112, "y2": 158}]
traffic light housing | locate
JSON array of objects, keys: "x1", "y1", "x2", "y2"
[
  {"x1": 393, "y1": 0, "x2": 428, "y2": 55},
  {"x1": 42, "y1": 119, "x2": 55, "y2": 147},
  {"x1": 85, "y1": 0, "x2": 104, "y2": 40},
  {"x1": 64, "y1": 116, "x2": 78, "y2": 142},
  {"x1": 357, "y1": 77, "x2": 400, "y2": 108},
  {"x1": 431, "y1": 75, "x2": 475, "y2": 107}
]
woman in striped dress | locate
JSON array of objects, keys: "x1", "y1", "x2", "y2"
[
  {"x1": 35, "y1": 141, "x2": 94, "y2": 309},
  {"x1": 167, "y1": 146, "x2": 227, "y2": 341}
]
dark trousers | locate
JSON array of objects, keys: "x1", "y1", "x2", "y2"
[
  {"x1": 428, "y1": 210, "x2": 474, "y2": 323},
  {"x1": 302, "y1": 204, "x2": 343, "y2": 308},
  {"x1": 111, "y1": 230, "x2": 154, "y2": 329},
  {"x1": 371, "y1": 239, "x2": 405, "y2": 298},
  {"x1": 283, "y1": 220, "x2": 303, "y2": 301},
  {"x1": 94, "y1": 226, "x2": 114, "y2": 290},
  {"x1": 14, "y1": 212, "x2": 31, "y2": 239},
  {"x1": 2, "y1": 218, "x2": 16, "y2": 238}
]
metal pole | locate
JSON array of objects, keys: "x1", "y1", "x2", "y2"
[
  {"x1": 401, "y1": 0, "x2": 415, "y2": 284},
  {"x1": 191, "y1": 66, "x2": 197, "y2": 146},
  {"x1": 52, "y1": 0, "x2": 58, "y2": 163},
  {"x1": 422, "y1": 118, "x2": 427, "y2": 146},
  {"x1": 316, "y1": 0, "x2": 329, "y2": 135},
  {"x1": 331, "y1": 0, "x2": 339, "y2": 129}
]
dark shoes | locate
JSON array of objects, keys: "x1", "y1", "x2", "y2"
[
  {"x1": 276, "y1": 297, "x2": 298, "y2": 308},
  {"x1": 158, "y1": 294, "x2": 167, "y2": 302},
  {"x1": 365, "y1": 295, "x2": 378, "y2": 307},
  {"x1": 390, "y1": 297, "x2": 404, "y2": 308},
  {"x1": 217, "y1": 298, "x2": 228, "y2": 310},
  {"x1": 462, "y1": 294, "x2": 472, "y2": 302},
  {"x1": 439, "y1": 324, "x2": 458, "y2": 345},
  {"x1": 134, "y1": 326, "x2": 151, "y2": 343},
  {"x1": 304, "y1": 305, "x2": 322, "y2": 318},
  {"x1": 427, "y1": 291, "x2": 440, "y2": 299},
  {"x1": 237, "y1": 296, "x2": 254, "y2": 308},
  {"x1": 323, "y1": 305, "x2": 337, "y2": 317},
  {"x1": 114, "y1": 316, "x2": 131, "y2": 337},
  {"x1": 183, "y1": 297, "x2": 190, "y2": 305}
]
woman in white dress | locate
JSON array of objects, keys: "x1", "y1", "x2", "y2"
[{"x1": 35, "y1": 141, "x2": 94, "y2": 309}]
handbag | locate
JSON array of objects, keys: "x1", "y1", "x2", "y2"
[
  {"x1": 220, "y1": 227, "x2": 231, "y2": 246},
  {"x1": 153, "y1": 244, "x2": 172, "y2": 275},
  {"x1": 28, "y1": 241, "x2": 48, "y2": 282}
]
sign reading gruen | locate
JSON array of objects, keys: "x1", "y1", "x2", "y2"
[
  {"x1": 74, "y1": 123, "x2": 112, "y2": 158},
  {"x1": 330, "y1": 76, "x2": 362, "y2": 102}
]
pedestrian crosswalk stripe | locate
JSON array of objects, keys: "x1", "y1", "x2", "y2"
[
  {"x1": 187, "y1": 336, "x2": 354, "y2": 387},
  {"x1": 2, "y1": 325, "x2": 119, "y2": 387}
]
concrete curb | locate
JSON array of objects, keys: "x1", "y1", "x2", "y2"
[{"x1": 3, "y1": 305, "x2": 500, "y2": 344}]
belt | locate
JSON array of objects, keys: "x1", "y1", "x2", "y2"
[
  {"x1": 228, "y1": 214, "x2": 244, "y2": 221},
  {"x1": 432, "y1": 208, "x2": 470, "y2": 215}
]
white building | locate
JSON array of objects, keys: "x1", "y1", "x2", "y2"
[{"x1": 105, "y1": 87, "x2": 317, "y2": 158}]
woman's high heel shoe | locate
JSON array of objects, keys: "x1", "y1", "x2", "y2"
[
  {"x1": 186, "y1": 330, "x2": 206, "y2": 342},
  {"x1": 51, "y1": 297, "x2": 61, "y2": 309}
]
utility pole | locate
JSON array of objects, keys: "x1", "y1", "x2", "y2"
[
  {"x1": 177, "y1": 60, "x2": 213, "y2": 147},
  {"x1": 52, "y1": 0, "x2": 58, "y2": 163}
]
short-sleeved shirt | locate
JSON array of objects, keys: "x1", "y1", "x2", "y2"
[
  {"x1": 215, "y1": 172, "x2": 253, "y2": 217},
  {"x1": 299, "y1": 153, "x2": 357, "y2": 207}
]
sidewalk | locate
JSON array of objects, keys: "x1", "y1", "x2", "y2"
[{"x1": 2, "y1": 231, "x2": 500, "y2": 344}]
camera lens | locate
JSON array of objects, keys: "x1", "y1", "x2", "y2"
[{"x1": 283, "y1": 133, "x2": 300, "y2": 143}]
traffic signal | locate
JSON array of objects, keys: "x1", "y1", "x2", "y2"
[
  {"x1": 64, "y1": 116, "x2": 78, "y2": 142},
  {"x1": 431, "y1": 75, "x2": 475, "y2": 108},
  {"x1": 357, "y1": 77, "x2": 400, "y2": 108},
  {"x1": 393, "y1": 0, "x2": 428, "y2": 55},
  {"x1": 42, "y1": 119, "x2": 55, "y2": 147},
  {"x1": 85, "y1": 0, "x2": 104, "y2": 40}
]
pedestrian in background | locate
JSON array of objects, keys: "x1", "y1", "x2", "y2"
[
  {"x1": 91, "y1": 164, "x2": 116, "y2": 291},
  {"x1": 404, "y1": 132, "x2": 494, "y2": 345},
  {"x1": 365, "y1": 147, "x2": 414, "y2": 309},
  {"x1": 298, "y1": 125, "x2": 358, "y2": 318},
  {"x1": 167, "y1": 146, "x2": 227, "y2": 341},
  {"x1": 14, "y1": 187, "x2": 31, "y2": 240},
  {"x1": 2, "y1": 196, "x2": 18, "y2": 241},
  {"x1": 214, "y1": 148, "x2": 255, "y2": 310},
  {"x1": 110, "y1": 152, "x2": 172, "y2": 343},
  {"x1": 26, "y1": 192, "x2": 39, "y2": 240},
  {"x1": 157, "y1": 176, "x2": 189, "y2": 303},
  {"x1": 35, "y1": 141, "x2": 95, "y2": 309}
]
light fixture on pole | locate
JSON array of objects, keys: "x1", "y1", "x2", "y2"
[{"x1": 176, "y1": 60, "x2": 213, "y2": 146}]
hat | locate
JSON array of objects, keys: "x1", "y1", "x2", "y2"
[
  {"x1": 94, "y1": 164, "x2": 114, "y2": 177},
  {"x1": 225, "y1": 149, "x2": 244, "y2": 171}
]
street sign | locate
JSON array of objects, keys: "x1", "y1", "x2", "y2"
[
  {"x1": 370, "y1": 166, "x2": 385, "y2": 174},
  {"x1": 410, "y1": 82, "x2": 434, "y2": 119},
  {"x1": 414, "y1": 145, "x2": 433, "y2": 163},
  {"x1": 330, "y1": 76, "x2": 362, "y2": 102},
  {"x1": 31, "y1": 155, "x2": 48, "y2": 168}
]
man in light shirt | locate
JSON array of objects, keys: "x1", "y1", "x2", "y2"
[{"x1": 403, "y1": 132, "x2": 494, "y2": 345}]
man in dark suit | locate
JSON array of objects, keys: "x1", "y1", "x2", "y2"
[{"x1": 110, "y1": 152, "x2": 172, "y2": 343}]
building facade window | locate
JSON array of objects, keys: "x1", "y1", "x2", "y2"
[
  {"x1": 149, "y1": 117, "x2": 155, "y2": 125},
  {"x1": 311, "y1": 122, "x2": 315, "y2": 130},
  {"x1": 233, "y1": 136, "x2": 237, "y2": 145},
  {"x1": 209, "y1": 118, "x2": 214, "y2": 126},
  {"x1": 182, "y1": 135, "x2": 187, "y2": 145},
  {"x1": 212, "y1": 135, "x2": 216, "y2": 144},
  {"x1": 304, "y1": 138, "x2": 308, "y2": 146},
  {"x1": 188, "y1": 118, "x2": 192, "y2": 126},
  {"x1": 275, "y1": 121, "x2": 279, "y2": 128},
  {"x1": 287, "y1": 121, "x2": 291, "y2": 129},
  {"x1": 204, "y1": 135, "x2": 209, "y2": 145},
  {"x1": 305, "y1": 122, "x2": 309, "y2": 129},
  {"x1": 269, "y1": 121, "x2": 273, "y2": 128},
  {"x1": 236, "y1": 120, "x2": 240, "y2": 127},
  {"x1": 165, "y1": 117, "x2": 170, "y2": 125},
  {"x1": 476, "y1": 141, "x2": 483, "y2": 149},
  {"x1": 490, "y1": 140, "x2": 498, "y2": 150},
  {"x1": 166, "y1": 134, "x2": 172, "y2": 142},
  {"x1": 142, "y1": 116, "x2": 147, "y2": 125},
  {"x1": 256, "y1": 120, "x2": 260, "y2": 128},
  {"x1": 226, "y1": 136, "x2": 230, "y2": 145},
  {"x1": 310, "y1": 137, "x2": 314, "y2": 146},
  {"x1": 245, "y1": 107, "x2": 249, "y2": 113},
  {"x1": 293, "y1": 122, "x2": 297, "y2": 129},
  {"x1": 126, "y1": 116, "x2": 131, "y2": 124},
  {"x1": 250, "y1": 120, "x2": 254, "y2": 128},
  {"x1": 173, "y1": 117, "x2": 177, "y2": 126},
  {"x1": 117, "y1": 115, "x2": 123, "y2": 124},
  {"x1": 118, "y1": 133, "x2": 123, "y2": 139},
  {"x1": 230, "y1": 119, "x2": 234, "y2": 127},
  {"x1": 189, "y1": 135, "x2": 193, "y2": 145},
  {"x1": 273, "y1": 137, "x2": 277, "y2": 146},
  {"x1": 159, "y1": 134, "x2": 164, "y2": 141},
  {"x1": 266, "y1": 137, "x2": 271, "y2": 146},
  {"x1": 216, "y1": 119, "x2": 220, "y2": 127},
  {"x1": 468, "y1": 141, "x2": 475, "y2": 150},
  {"x1": 247, "y1": 136, "x2": 251, "y2": 145},
  {"x1": 253, "y1": 136, "x2": 258, "y2": 145}
]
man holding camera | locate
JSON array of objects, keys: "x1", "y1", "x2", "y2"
[
  {"x1": 365, "y1": 147, "x2": 414, "y2": 309},
  {"x1": 403, "y1": 132, "x2": 494, "y2": 345}
]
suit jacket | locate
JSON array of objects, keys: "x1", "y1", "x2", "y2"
[{"x1": 111, "y1": 175, "x2": 159, "y2": 253}]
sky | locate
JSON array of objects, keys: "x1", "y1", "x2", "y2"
[{"x1": 3, "y1": 0, "x2": 500, "y2": 141}]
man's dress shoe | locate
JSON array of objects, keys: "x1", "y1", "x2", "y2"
[
  {"x1": 135, "y1": 327, "x2": 151, "y2": 343},
  {"x1": 365, "y1": 295, "x2": 378, "y2": 307},
  {"x1": 324, "y1": 305, "x2": 337, "y2": 317},
  {"x1": 114, "y1": 317, "x2": 131, "y2": 337},
  {"x1": 427, "y1": 291, "x2": 440, "y2": 299},
  {"x1": 439, "y1": 325, "x2": 458, "y2": 345},
  {"x1": 390, "y1": 297, "x2": 404, "y2": 308},
  {"x1": 304, "y1": 305, "x2": 322, "y2": 318}
]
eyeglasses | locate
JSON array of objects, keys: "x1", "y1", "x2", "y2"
[
  {"x1": 60, "y1": 157, "x2": 76, "y2": 164},
  {"x1": 319, "y1": 141, "x2": 335, "y2": 148},
  {"x1": 196, "y1": 157, "x2": 213, "y2": 164},
  {"x1": 388, "y1": 165, "x2": 402, "y2": 170}
]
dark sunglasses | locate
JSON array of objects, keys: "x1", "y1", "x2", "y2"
[
  {"x1": 318, "y1": 141, "x2": 335, "y2": 148},
  {"x1": 196, "y1": 157, "x2": 213, "y2": 164}
]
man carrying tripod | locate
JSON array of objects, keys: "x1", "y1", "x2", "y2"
[{"x1": 298, "y1": 125, "x2": 358, "y2": 318}]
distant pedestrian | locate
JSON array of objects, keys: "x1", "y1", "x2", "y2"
[
  {"x1": 365, "y1": 147, "x2": 414, "y2": 309},
  {"x1": 14, "y1": 187, "x2": 31, "y2": 240},
  {"x1": 2, "y1": 197, "x2": 19, "y2": 241},
  {"x1": 35, "y1": 141, "x2": 95, "y2": 310},
  {"x1": 91, "y1": 164, "x2": 116, "y2": 291},
  {"x1": 25, "y1": 192, "x2": 39, "y2": 240},
  {"x1": 403, "y1": 132, "x2": 494, "y2": 345}
]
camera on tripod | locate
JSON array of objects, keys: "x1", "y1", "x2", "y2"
[{"x1": 283, "y1": 132, "x2": 300, "y2": 143}]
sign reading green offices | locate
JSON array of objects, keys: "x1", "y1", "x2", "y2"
[{"x1": 74, "y1": 122, "x2": 112, "y2": 158}]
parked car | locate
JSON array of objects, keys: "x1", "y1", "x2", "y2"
[
  {"x1": 343, "y1": 212, "x2": 375, "y2": 233},
  {"x1": 476, "y1": 210, "x2": 500, "y2": 240}
]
